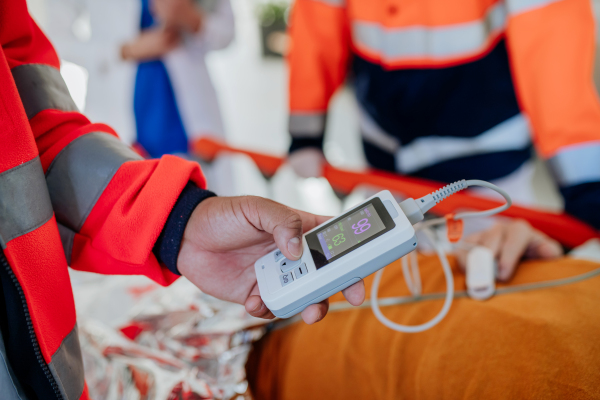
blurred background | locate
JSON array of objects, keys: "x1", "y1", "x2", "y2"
[
  {"x1": 30, "y1": 0, "x2": 600, "y2": 215},
  {"x1": 27, "y1": 0, "x2": 368, "y2": 218},
  {"x1": 22, "y1": 0, "x2": 600, "y2": 398}
]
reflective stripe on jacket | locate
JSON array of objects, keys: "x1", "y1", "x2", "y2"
[{"x1": 0, "y1": 1, "x2": 207, "y2": 398}]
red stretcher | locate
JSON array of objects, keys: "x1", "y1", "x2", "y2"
[{"x1": 192, "y1": 138, "x2": 599, "y2": 248}]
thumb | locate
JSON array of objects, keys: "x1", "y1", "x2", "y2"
[{"x1": 250, "y1": 198, "x2": 304, "y2": 260}]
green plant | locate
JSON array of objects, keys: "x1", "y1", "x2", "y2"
[{"x1": 256, "y1": 1, "x2": 289, "y2": 27}]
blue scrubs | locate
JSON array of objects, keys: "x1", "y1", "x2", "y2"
[{"x1": 134, "y1": 0, "x2": 189, "y2": 158}]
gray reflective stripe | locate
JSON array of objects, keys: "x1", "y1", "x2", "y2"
[
  {"x1": 46, "y1": 132, "x2": 142, "y2": 232},
  {"x1": 359, "y1": 107, "x2": 399, "y2": 154},
  {"x1": 310, "y1": 0, "x2": 344, "y2": 7},
  {"x1": 11, "y1": 64, "x2": 78, "y2": 120},
  {"x1": 0, "y1": 157, "x2": 54, "y2": 244},
  {"x1": 289, "y1": 113, "x2": 327, "y2": 137},
  {"x1": 57, "y1": 224, "x2": 75, "y2": 265},
  {"x1": 396, "y1": 113, "x2": 531, "y2": 173},
  {"x1": 506, "y1": 0, "x2": 563, "y2": 15},
  {"x1": 548, "y1": 143, "x2": 600, "y2": 187},
  {"x1": 352, "y1": 1, "x2": 506, "y2": 62},
  {"x1": 48, "y1": 325, "x2": 84, "y2": 400}
]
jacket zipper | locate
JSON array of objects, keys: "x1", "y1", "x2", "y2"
[{"x1": 0, "y1": 249, "x2": 64, "y2": 400}]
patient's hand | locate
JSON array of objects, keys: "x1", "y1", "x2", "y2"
[
  {"x1": 288, "y1": 148, "x2": 327, "y2": 178},
  {"x1": 456, "y1": 219, "x2": 563, "y2": 281},
  {"x1": 177, "y1": 196, "x2": 366, "y2": 324}
]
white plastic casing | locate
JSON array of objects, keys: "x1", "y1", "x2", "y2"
[
  {"x1": 254, "y1": 190, "x2": 418, "y2": 318},
  {"x1": 466, "y1": 246, "x2": 496, "y2": 301}
]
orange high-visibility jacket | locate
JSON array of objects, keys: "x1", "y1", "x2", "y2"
[
  {"x1": 288, "y1": 0, "x2": 600, "y2": 229},
  {"x1": 0, "y1": 1, "x2": 208, "y2": 398}
]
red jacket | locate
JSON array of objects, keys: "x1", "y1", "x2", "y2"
[{"x1": 0, "y1": 1, "x2": 207, "y2": 398}]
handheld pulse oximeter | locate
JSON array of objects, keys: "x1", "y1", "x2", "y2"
[{"x1": 254, "y1": 190, "x2": 417, "y2": 318}]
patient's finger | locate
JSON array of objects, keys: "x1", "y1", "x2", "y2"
[
  {"x1": 301, "y1": 300, "x2": 329, "y2": 324},
  {"x1": 341, "y1": 279, "x2": 365, "y2": 306},
  {"x1": 497, "y1": 220, "x2": 532, "y2": 281},
  {"x1": 479, "y1": 224, "x2": 505, "y2": 259},
  {"x1": 526, "y1": 230, "x2": 563, "y2": 260}
]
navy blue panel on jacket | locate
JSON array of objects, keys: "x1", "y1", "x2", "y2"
[
  {"x1": 353, "y1": 39, "x2": 531, "y2": 182},
  {"x1": 561, "y1": 182, "x2": 600, "y2": 230},
  {"x1": 352, "y1": 39, "x2": 521, "y2": 145}
]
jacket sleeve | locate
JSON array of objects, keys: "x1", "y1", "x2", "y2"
[
  {"x1": 198, "y1": 0, "x2": 235, "y2": 51},
  {"x1": 505, "y1": 0, "x2": 600, "y2": 230},
  {"x1": 2, "y1": 0, "x2": 209, "y2": 285},
  {"x1": 287, "y1": 0, "x2": 351, "y2": 154}
]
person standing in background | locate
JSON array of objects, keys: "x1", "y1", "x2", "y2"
[
  {"x1": 286, "y1": 0, "x2": 600, "y2": 232},
  {"x1": 285, "y1": 0, "x2": 599, "y2": 281},
  {"x1": 121, "y1": 0, "x2": 234, "y2": 158}
]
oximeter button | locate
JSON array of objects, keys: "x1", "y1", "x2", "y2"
[
  {"x1": 293, "y1": 263, "x2": 308, "y2": 279},
  {"x1": 274, "y1": 249, "x2": 284, "y2": 261},
  {"x1": 280, "y1": 258, "x2": 301, "y2": 273},
  {"x1": 279, "y1": 272, "x2": 294, "y2": 287},
  {"x1": 383, "y1": 199, "x2": 399, "y2": 219}
]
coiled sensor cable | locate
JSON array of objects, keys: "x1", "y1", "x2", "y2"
[{"x1": 370, "y1": 179, "x2": 512, "y2": 333}]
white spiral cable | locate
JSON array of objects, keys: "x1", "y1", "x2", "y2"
[{"x1": 371, "y1": 227, "x2": 454, "y2": 333}]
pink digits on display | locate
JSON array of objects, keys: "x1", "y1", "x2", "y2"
[{"x1": 352, "y1": 218, "x2": 371, "y2": 234}]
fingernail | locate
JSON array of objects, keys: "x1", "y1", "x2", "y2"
[
  {"x1": 288, "y1": 237, "x2": 302, "y2": 258},
  {"x1": 251, "y1": 302, "x2": 262, "y2": 313}
]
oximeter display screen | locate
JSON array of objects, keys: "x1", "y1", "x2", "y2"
[
  {"x1": 316, "y1": 204, "x2": 385, "y2": 260},
  {"x1": 305, "y1": 197, "x2": 396, "y2": 269}
]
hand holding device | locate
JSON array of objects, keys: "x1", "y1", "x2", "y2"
[
  {"x1": 255, "y1": 190, "x2": 417, "y2": 318},
  {"x1": 256, "y1": 179, "x2": 520, "y2": 333},
  {"x1": 177, "y1": 196, "x2": 365, "y2": 325}
]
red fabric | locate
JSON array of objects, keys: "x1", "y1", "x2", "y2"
[
  {"x1": 0, "y1": 0, "x2": 59, "y2": 69},
  {"x1": 0, "y1": 46, "x2": 37, "y2": 173},
  {"x1": 0, "y1": 0, "x2": 209, "y2": 366},
  {"x1": 1, "y1": 0, "x2": 207, "y2": 285},
  {"x1": 79, "y1": 383, "x2": 90, "y2": 400},
  {"x1": 192, "y1": 137, "x2": 600, "y2": 248},
  {"x1": 120, "y1": 323, "x2": 148, "y2": 340},
  {"x1": 506, "y1": 0, "x2": 600, "y2": 157},
  {"x1": 29, "y1": 108, "x2": 117, "y2": 171},
  {"x1": 71, "y1": 156, "x2": 206, "y2": 285},
  {"x1": 288, "y1": 0, "x2": 351, "y2": 112},
  {"x1": 3, "y1": 218, "x2": 76, "y2": 362}
]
